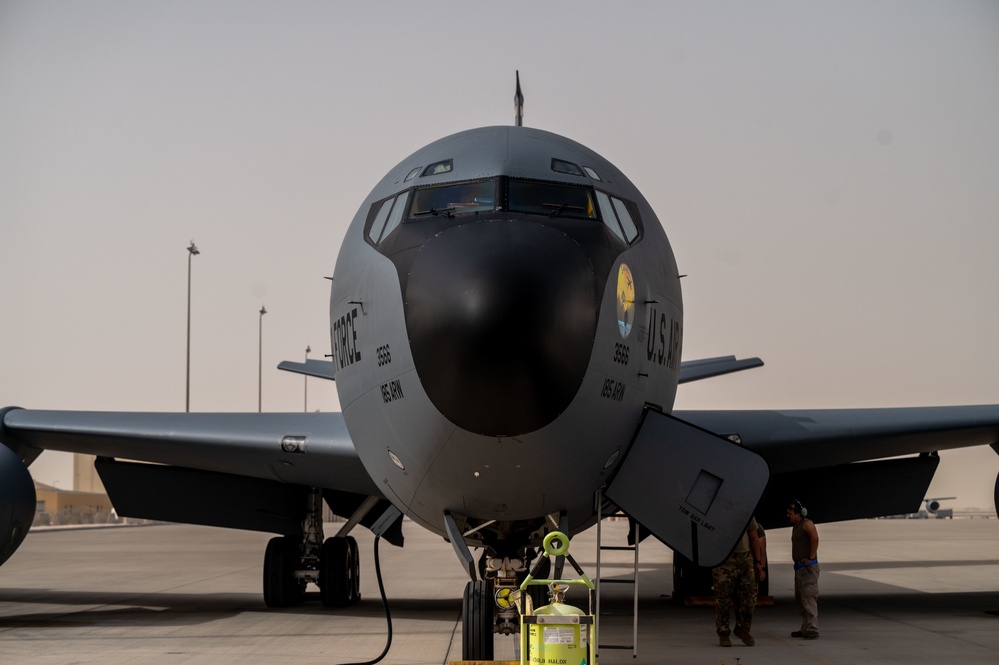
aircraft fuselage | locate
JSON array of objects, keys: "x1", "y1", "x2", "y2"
[{"x1": 330, "y1": 126, "x2": 683, "y2": 548}]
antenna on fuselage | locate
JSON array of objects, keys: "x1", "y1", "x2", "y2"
[{"x1": 514, "y1": 70, "x2": 524, "y2": 127}]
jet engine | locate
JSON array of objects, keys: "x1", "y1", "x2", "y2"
[
  {"x1": 922, "y1": 496, "x2": 956, "y2": 514},
  {"x1": 0, "y1": 444, "x2": 35, "y2": 566}
]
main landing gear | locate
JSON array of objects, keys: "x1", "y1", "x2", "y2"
[
  {"x1": 262, "y1": 534, "x2": 361, "y2": 607},
  {"x1": 262, "y1": 488, "x2": 362, "y2": 608},
  {"x1": 320, "y1": 535, "x2": 360, "y2": 606}
]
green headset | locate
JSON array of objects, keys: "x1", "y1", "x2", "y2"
[{"x1": 790, "y1": 499, "x2": 808, "y2": 517}]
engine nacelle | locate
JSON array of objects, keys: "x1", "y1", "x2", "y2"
[
  {"x1": 0, "y1": 443, "x2": 35, "y2": 566},
  {"x1": 995, "y1": 473, "x2": 999, "y2": 520}
]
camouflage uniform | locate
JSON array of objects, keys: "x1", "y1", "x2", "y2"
[
  {"x1": 713, "y1": 519, "x2": 759, "y2": 639},
  {"x1": 713, "y1": 552, "x2": 758, "y2": 637}
]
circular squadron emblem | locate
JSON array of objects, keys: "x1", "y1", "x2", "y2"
[{"x1": 616, "y1": 263, "x2": 635, "y2": 339}]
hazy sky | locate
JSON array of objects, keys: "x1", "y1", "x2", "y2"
[{"x1": 1, "y1": 1, "x2": 997, "y2": 509}]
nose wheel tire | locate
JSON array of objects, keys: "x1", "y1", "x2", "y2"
[{"x1": 461, "y1": 579, "x2": 494, "y2": 661}]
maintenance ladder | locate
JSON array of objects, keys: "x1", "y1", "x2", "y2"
[{"x1": 594, "y1": 491, "x2": 639, "y2": 659}]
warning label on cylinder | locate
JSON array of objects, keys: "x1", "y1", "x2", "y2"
[{"x1": 544, "y1": 627, "x2": 575, "y2": 644}]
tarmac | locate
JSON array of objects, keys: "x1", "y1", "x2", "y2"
[{"x1": 1, "y1": 517, "x2": 997, "y2": 664}]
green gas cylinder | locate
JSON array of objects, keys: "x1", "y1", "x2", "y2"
[
  {"x1": 527, "y1": 600, "x2": 593, "y2": 665},
  {"x1": 520, "y1": 531, "x2": 595, "y2": 665}
]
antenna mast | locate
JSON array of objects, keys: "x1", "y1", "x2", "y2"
[{"x1": 514, "y1": 70, "x2": 524, "y2": 127}]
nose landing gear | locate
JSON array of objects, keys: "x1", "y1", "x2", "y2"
[{"x1": 462, "y1": 579, "x2": 495, "y2": 661}]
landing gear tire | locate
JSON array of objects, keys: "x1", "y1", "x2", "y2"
[
  {"x1": 320, "y1": 535, "x2": 360, "y2": 607},
  {"x1": 461, "y1": 579, "x2": 494, "y2": 661},
  {"x1": 346, "y1": 536, "x2": 360, "y2": 603},
  {"x1": 263, "y1": 536, "x2": 305, "y2": 607}
]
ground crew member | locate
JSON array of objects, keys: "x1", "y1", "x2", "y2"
[
  {"x1": 787, "y1": 499, "x2": 820, "y2": 639},
  {"x1": 713, "y1": 516, "x2": 765, "y2": 647}
]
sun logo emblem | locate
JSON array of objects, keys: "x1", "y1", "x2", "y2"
[{"x1": 616, "y1": 263, "x2": 635, "y2": 339}]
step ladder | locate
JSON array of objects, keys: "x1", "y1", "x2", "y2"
[{"x1": 594, "y1": 489, "x2": 638, "y2": 658}]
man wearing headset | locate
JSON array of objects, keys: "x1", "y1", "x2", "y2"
[{"x1": 787, "y1": 500, "x2": 820, "y2": 639}]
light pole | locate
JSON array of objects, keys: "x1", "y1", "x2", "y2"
[
  {"x1": 185, "y1": 241, "x2": 199, "y2": 412},
  {"x1": 304, "y1": 345, "x2": 311, "y2": 412},
  {"x1": 258, "y1": 305, "x2": 267, "y2": 412}
]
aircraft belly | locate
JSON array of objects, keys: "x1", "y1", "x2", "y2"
[
  {"x1": 344, "y1": 367, "x2": 647, "y2": 538},
  {"x1": 406, "y1": 367, "x2": 644, "y2": 533}
]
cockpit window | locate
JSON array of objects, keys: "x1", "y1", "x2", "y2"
[
  {"x1": 367, "y1": 198, "x2": 395, "y2": 244},
  {"x1": 508, "y1": 179, "x2": 596, "y2": 220},
  {"x1": 409, "y1": 180, "x2": 497, "y2": 218},
  {"x1": 421, "y1": 159, "x2": 453, "y2": 177},
  {"x1": 382, "y1": 191, "x2": 408, "y2": 238},
  {"x1": 611, "y1": 197, "x2": 639, "y2": 243},
  {"x1": 551, "y1": 158, "x2": 584, "y2": 177},
  {"x1": 367, "y1": 191, "x2": 410, "y2": 244},
  {"x1": 367, "y1": 177, "x2": 642, "y2": 250},
  {"x1": 582, "y1": 166, "x2": 601, "y2": 180},
  {"x1": 404, "y1": 167, "x2": 421, "y2": 182},
  {"x1": 595, "y1": 189, "x2": 640, "y2": 244},
  {"x1": 595, "y1": 191, "x2": 625, "y2": 242}
]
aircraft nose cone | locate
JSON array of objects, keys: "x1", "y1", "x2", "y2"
[{"x1": 405, "y1": 221, "x2": 597, "y2": 436}]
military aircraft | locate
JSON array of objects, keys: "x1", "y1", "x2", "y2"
[{"x1": 3, "y1": 90, "x2": 999, "y2": 660}]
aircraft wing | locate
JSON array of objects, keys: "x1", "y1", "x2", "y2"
[
  {"x1": 674, "y1": 405, "x2": 999, "y2": 526},
  {"x1": 277, "y1": 359, "x2": 335, "y2": 380},
  {"x1": 0, "y1": 408, "x2": 390, "y2": 539},
  {"x1": 1, "y1": 408, "x2": 375, "y2": 493},
  {"x1": 678, "y1": 356, "x2": 763, "y2": 383},
  {"x1": 674, "y1": 405, "x2": 999, "y2": 471},
  {"x1": 604, "y1": 405, "x2": 999, "y2": 559}
]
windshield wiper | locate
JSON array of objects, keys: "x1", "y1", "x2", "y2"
[
  {"x1": 413, "y1": 207, "x2": 455, "y2": 218},
  {"x1": 544, "y1": 202, "x2": 586, "y2": 218}
]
